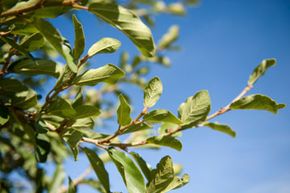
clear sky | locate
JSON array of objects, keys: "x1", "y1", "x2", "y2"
[{"x1": 52, "y1": 0, "x2": 290, "y2": 193}]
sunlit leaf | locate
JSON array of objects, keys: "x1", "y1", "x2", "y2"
[
  {"x1": 88, "y1": 38, "x2": 121, "y2": 58},
  {"x1": 143, "y1": 109, "x2": 182, "y2": 125},
  {"x1": 144, "y1": 77, "x2": 163, "y2": 108},
  {"x1": 248, "y1": 58, "x2": 276, "y2": 85},
  {"x1": 117, "y1": 94, "x2": 132, "y2": 126},
  {"x1": 72, "y1": 15, "x2": 85, "y2": 60},
  {"x1": 146, "y1": 136, "x2": 182, "y2": 151},
  {"x1": 204, "y1": 122, "x2": 236, "y2": 137}
]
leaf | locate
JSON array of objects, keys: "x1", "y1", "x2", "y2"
[
  {"x1": 35, "y1": 134, "x2": 51, "y2": 163},
  {"x1": 47, "y1": 97, "x2": 76, "y2": 118},
  {"x1": 162, "y1": 174, "x2": 190, "y2": 192},
  {"x1": 33, "y1": 19, "x2": 78, "y2": 73},
  {"x1": 72, "y1": 15, "x2": 85, "y2": 60},
  {"x1": 167, "y1": 3, "x2": 186, "y2": 15},
  {"x1": 108, "y1": 148, "x2": 146, "y2": 193},
  {"x1": 66, "y1": 130, "x2": 82, "y2": 161},
  {"x1": 178, "y1": 90, "x2": 211, "y2": 128},
  {"x1": 74, "y1": 64, "x2": 125, "y2": 86},
  {"x1": 248, "y1": 58, "x2": 276, "y2": 85},
  {"x1": 0, "y1": 79, "x2": 38, "y2": 109},
  {"x1": 89, "y1": 3, "x2": 155, "y2": 57},
  {"x1": 88, "y1": 38, "x2": 121, "y2": 58},
  {"x1": 123, "y1": 122, "x2": 152, "y2": 134},
  {"x1": 84, "y1": 148, "x2": 110, "y2": 193},
  {"x1": 9, "y1": 58, "x2": 60, "y2": 77},
  {"x1": 130, "y1": 152, "x2": 152, "y2": 182},
  {"x1": 230, "y1": 94, "x2": 285, "y2": 114},
  {"x1": 117, "y1": 94, "x2": 132, "y2": 126},
  {"x1": 143, "y1": 109, "x2": 182, "y2": 125},
  {"x1": 74, "y1": 105, "x2": 100, "y2": 119},
  {"x1": 204, "y1": 122, "x2": 236, "y2": 138},
  {"x1": 144, "y1": 77, "x2": 163, "y2": 108},
  {"x1": 147, "y1": 156, "x2": 174, "y2": 193},
  {"x1": 158, "y1": 25, "x2": 179, "y2": 50},
  {"x1": 20, "y1": 33, "x2": 44, "y2": 51},
  {"x1": 0, "y1": 36, "x2": 29, "y2": 56},
  {"x1": 146, "y1": 136, "x2": 182, "y2": 151},
  {"x1": 0, "y1": 106, "x2": 10, "y2": 126},
  {"x1": 1, "y1": 0, "x2": 42, "y2": 16}
]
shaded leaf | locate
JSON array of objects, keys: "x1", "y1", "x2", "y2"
[
  {"x1": 20, "y1": 33, "x2": 44, "y2": 51},
  {"x1": 117, "y1": 94, "x2": 132, "y2": 126},
  {"x1": 35, "y1": 134, "x2": 51, "y2": 163},
  {"x1": 66, "y1": 130, "x2": 82, "y2": 161},
  {"x1": 72, "y1": 15, "x2": 85, "y2": 60},
  {"x1": 108, "y1": 148, "x2": 146, "y2": 193},
  {"x1": 84, "y1": 148, "x2": 110, "y2": 193},
  {"x1": 144, "y1": 77, "x2": 163, "y2": 108},
  {"x1": 143, "y1": 109, "x2": 182, "y2": 125},
  {"x1": 248, "y1": 58, "x2": 276, "y2": 85},
  {"x1": 68, "y1": 177, "x2": 76, "y2": 193},
  {"x1": 0, "y1": 106, "x2": 10, "y2": 126},
  {"x1": 88, "y1": 37, "x2": 121, "y2": 58},
  {"x1": 204, "y1": 122, "x2": 236, "y2": 138},
  {"x1": 89, "y1": 3, "x2": 155, "y2": 57},
  {"x1": 146, "y1": 136, "x2": 182, "y2": 151},
  {"x1": 230, "y1": 94, "x2": 285, "y2": 114},
  {"x1": 47, "y1": 97, "x2": 76, "y2": 118},
  {"x1": 74, "y1": 105, "x2": 100, "y2": 119},
  {"x1": 178, "y1": 90, "x2": 211, "y2": 128},
  {"x1": 9, "y1": 58, "x2": 60, "y2": 77},
  {"x1": 74, "y1": 64, "x2": 125, "y2": 86}
]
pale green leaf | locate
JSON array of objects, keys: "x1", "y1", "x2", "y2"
[
  {"x1": 88, "y1": 37, "x2": 121, "y2": 58},
  {"x1": 204, "y1": 122, "x2": 236, "y2": 137},
  {"x1": 230, "y1": 94, "x2": 285, "y2": 114},
  {"x1": 72, "y1": 15, "x2": 85, "y2": 60},
  {"x1": 158, "y1": 25, "x2": 179, "y2": 50},
  {"x1": 108, "y1": 148, "x2": 146, "y2": 193},
  {"x1": 248, "y1": 58, "x2": 276, "y2": 85},
  {"x1": 48, "y1": 165, "x2": 65, "y2": 193},
  {"x1": 144, "y1": 77, "x2": 163, "y2": 108},
  {"x1": 146, "y1": 136, "x2": 182, "y2": 151},
  {"x1": 178, "y1": 90, "x2": 211, "y2": 128},
  {"x1": 161, "y1": 174, "x2": 190, "y2": 192},
  {"x1": 74, "y1": 64, "x2": 125, "y2": 86},
  {"x1": 117, "y1": 94, "x2": 132, "y2": 126},
  {"x1": 89, "y1": 3, "x2": 155, "y2": 57},
  {"x1": 143, "y1": 109, "x2": 182, "y2": 125},
  {"x1": 84, "y1": 148, "x2": 110, "y2": 193},
  {"x1": 130, "y1": 152, "x2": 152, "y2": 182}
]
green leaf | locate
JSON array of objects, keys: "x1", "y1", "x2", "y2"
[
  {"x1": 88, "y1": 38, "x2": 121, "y2": 58},
  {"x1": 33, "y1": 19, "x2": 77, "y2": 73},
  {"x1": 162, "y1": 174, "x2": 190, "y2": 192},
  {"x1": 123, "y1": 122, "x2": 152, "y2": 134},
  {"x1": 33, "y1": 6, "x2": 69, "y2": 18},
  {"x1": 167, "y1": 3, "x2": 186, "y2": 15},
  {"x1": 158, "y1": 25, "x2": 179, "y2": 50},
  {"x1": 74, "y1": 105, "x2": 100, "y2": 119},
  {"x1": 248, "y1": 58, "x2": 276, "y2": 85},
  {"x1": 147, "y1": 156, "x2": 174, "y2": 193},
  {"x1": 146, "y1": 136, "x2": 182, "y2": 151},
  {"x1": 84, "y1": 148, "x2": 110, "y2": 193},
  {"x1": 46, "y1": 97, "x2": 76, "y2": 118},
  {"x1": 89, "y1": 3, "x2": 155, "y2": 57},
  {"x1": 68, "y1": 177, "x2": 76, "y2": 193},
  {"x1": 204, "y1": 122, "x2": 236, "y2": 138},
  {"x1": 108, "y1": 148, "x2": 146, "y2": 193},
  {"x1": 74, "y1": 64, "x2": 125, "y2": 86},
  {"x1": 0, "y1": 36, "x2": 29, "y2": 56},
  {"x1": 0, "y1": 79, "x2": 38, "y2": 109},
  {"x1": 230, "y1": 94, "x2": 285, "y2": 114},
  {"x1": 143, "y1": 109, "x2": 182, "y2": 125},
  {"x1": 144, "y1": 77, "x2": 163, "y2": 108},
  {"x1": 0, "y1": 106, "x2": 10, "y2": 126},
  {"x1": 117, "y1": 94, "x2": 132, "y2": 126},
  {"x1": 72, "y1": 15, "x2": 85, "y2": 60},
  {"x1": 1, "y1": 0, "x2": 42, "y2": 16},
  {"x1": 130, "y1": 152, "x2": 152, "y2": 182},
  {"x1": 178, "y1": 90, "x2": 211, "y2": 128},
  {"x1": 66, "y1": 130, "x2": 82, "y2": 161},
  {"x1": 9, "y1": 58, "x2": 60, "y2": 77},
  {"x1": 20, "y1": 33, "x2": 44, "y2": 51}
]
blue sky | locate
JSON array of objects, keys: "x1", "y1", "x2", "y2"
[{"x1": 52, "y1": 0, "x2": 290, "y2": 192}]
